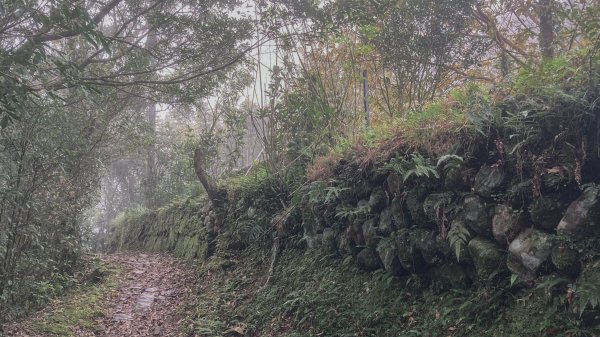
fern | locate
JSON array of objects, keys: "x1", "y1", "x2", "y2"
[
  {"x1": 447, "y1": 223, "x2": 471, "y2": 262},
  {"x1": 535, "y1": 276, "x2": 570, "y2": 296},
  {"x1": 385, "y1": 154, "x2": 439, "y2": 182},
  {"x1": 335, "y1": 204, "x2": 369, "y2": 220},
  {"x1": 574, "y1": 280, "x2": 600, "y2": 317},
  {"x1": 305, "y1": 181, "x2": 348, "y2": 205},
  {"x1": 437, "y1": 154, "x2": 463, "y2": 175}
]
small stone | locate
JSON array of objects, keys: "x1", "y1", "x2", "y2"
[
  {"x1": 529, "y1": 196, "x2": 565, "y2": 232},
  {"x1": 379, "y1": 207, "x2": 395, "y2": 234},
  {"x1": 322, "y1": 228, "x2": 337, "y2": 254},
  {"x1": 362, "y1": 217, "x2": 381, "y2": 248},
  {"x1": 356, "y1": 248, "x2": 383, "y2": 271},
  {"x1": 368, "y1": 188, "x2": 389, "y2": 213},
  {"x1": 422, "y1": 192, "x2": 455, "y2": 222},
  {"x1": 395, "y1": 228, "x2": 426, "y2": 273},
  {"x1": 468, "y1": 237, "x2": 506, "y2": 281},
  {"x1": 492, "y1": 205, "x2": 526, "y2": 245},
  {"x1": 390, "y1": 195, "x2": 410, "y2": 229},
  {"x1": 386, "y1": 172, "x2": 402, "y2": 196},
  {"x1": 462, "y1": 195, "x2": 492, "y2": 237},
  {"x1": 551, "y1": 245, "x2": 581, "y2": 277},
  {"x1": 406, "y1": 186, "x2": 432, "y2": 227},
  {"x1": 113, "y1": 313, "x2": 133, "y2": 321},
  {"x1": 305, "y1": 234, "x2": 322, "y2": 249},
  {"x1": 416, "y1": 230, "x2": 441, "y2": 265},
  {"x1": 557, "y1": 185, "x2": 600, "y2": 237},
  {"x1": 474, "y1": 165, "x2": 506, "y2": 197},
  {"x1": 377, "y1": 238, "x2": 405, "y2": 276},
  {"x1": 444, "y1": 166, "x2": 468, "y2": 191},
  {"x1": 507, "y1": 229, "x2": 555, "y2": 282},
  {"x1": 430, "y1": 264, "x2": 470, "y2": 291}
]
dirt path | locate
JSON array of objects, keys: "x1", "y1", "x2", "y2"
[
  {"x1": 100, "y1": 253, "x2": 196, "y2": 336},
  {"x1": 3, "y1": 252, "x2": 197, "y2": 337}
]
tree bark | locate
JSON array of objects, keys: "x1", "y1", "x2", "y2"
[
  {"x1": 538, "y1": 0, "x2": 555, "y2": 59},
  {"x1": 144, "y1": 30, "x2": 158, "y2": 209},
  {"x1": 193, "y1": 147, "x2": 224, "y2": 207}
]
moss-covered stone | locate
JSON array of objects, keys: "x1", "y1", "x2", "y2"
[
  {"x1": 389, "y1": 195, "x2": 410, "y2": 229},
  {"x1": 406, "y1": 185, "x2": 434, "y2": 228},
  {"x1": 529, "y1": 196, "x2": 566, "y2": 232},
  {"x1": 551, "y1": 244, "x2": 581, "y2": 277},
  {"x1": 416, "y1": 230, "x2": 441, "y2": 265},
  {"x1": 322, "y1": 228, "x2": 338, "y2": 255},
  {"x1": 444, "y1": 166, "x2": 469, "y2": 191},
  {"x1": 422, "y1": 192, "x2": 455, "y2": 223},
  {"x1": 462, "y1": 195, "x2": 493, "y2": 237},
  {"x1": 430, "y1": 263, "x2": 470, "y2": 291},
  {"x1": 474, "y1": 165, "x2": 506, "y2": 197},
  {"x1": 386, "y1": 172, "x2": 402, "y2": 196},
  {"x1": 356, "y1": 247, "x2": 383, "y2": 271},
  {"x1": 395, "y1": 228, "x2": 426, "y2": 273},
  {"x1": 507, "y1": 229, "x2": 555, "y2": 282},
  {"x1": 378, "y1": 207, "x2": 395, "y2": 235},
  {"x1": 362, "y1": 216, "x2": 381, "y2": 248},
  {"x1": 376, "y1": 237, "x2": 405, "y2": 276},
  {"x1": 467, "y1": 237, "x2": 506, "y2": 281},
  {"x1": 492, "y1": 204, "x2": 526, "y2": 245},
  {"x1": 368, "y1": 188, "x2": 389, "y2": 213},
  {"x1": 557, "y1": 185, "x2": 600, "y2": 238}
]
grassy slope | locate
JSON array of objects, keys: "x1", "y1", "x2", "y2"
[
  {"x1": 187, "y1": 245, "x2": 596, "y2": 337},
  {"x1": 4, "y1": 257, "x2": 121, "y2": 336}
]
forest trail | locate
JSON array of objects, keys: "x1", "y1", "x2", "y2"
[
  {"x1": 97, "y1": 253, "x2": 196, "y2": 336},
  {"x1": 3, "y1": 253, "x2": 197, "y2": 337}
]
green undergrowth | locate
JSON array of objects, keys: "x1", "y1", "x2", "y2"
[
  {"x1": 110, "y1": 198, "x2": 210, "y2": 259},
  {"x1": 187, "y1": 246, "x2": 598, "y2": 337},
  {"x1": 14, "y1": 256, "x2": 121, "y2": 336}
]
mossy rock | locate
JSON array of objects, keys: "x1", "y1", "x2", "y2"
[
  {"x1": 395, "y1": 228, "x2": 426, "y2": 273},
  {"x1": 422, "y1": 192, "x2": 455, "y2": 223},
  {"x1": 322, "y1": 228, "x2": 338, "y2": 255},
  {"x1": 376, "y1": 236, "x2": 405, "y2": 276},
  {"x1": 474, "y1": 165, "x2": 506, "y2": 197},
  {"x1": 368, "y1": 188, "x2": 389, "y2": 213},
  {"x1": 362, "y1": 217, "x2": 381, "y2": 248},
  {"x1": 557, "y1": 185, "x2": 600, "y2": 238},
  {"x1": 551, "y1": 244, "x2": 581, "y2": 277},
  {"x1": 506, "y1": 179, "x2": 534, "y2": 208},
  {"x1": 406, "y1": 185, "x2": 434, "y2": 228},
  {"x1": 356, "y1": 247, "x2": 383, "y2": 271},
  {"x1": 416, "y1": 230, "x2": 442, "y2": 265},
  {"x1": 467, "y1": 237, "x2": 506, "y2": 282},
  {"x1": 506, "y1": 229, "x2": 555, "y2": 282},
  {"x1": 430, "y1": 263, "x2": 470, "y2": 291},
  {"x1": 462, "y1": 195, "x2": 493, "y2": 237},
  {"x1": 389, "y1": 195, "x2": 411, "y2": 229},
  {"x1": 444, "y1": 166, "x2": 470, "y2": 191},
  {"x1": 492, "y1": 204, "x2": 527, "y2": 245},
  {"x1": 529, "y1": 196, "x2": 566, "y2": 232},
  {"x1": 386, "y1": 172, "x2": 403, "y2": 196}
]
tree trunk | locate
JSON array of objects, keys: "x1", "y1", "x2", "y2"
[
  {"x1": 144, "y1": 31, "x2": 158, "y2": 208},
  {"x1": 538, "y1": 0, "x2": 554, "y2": 59},
  {"x1": 193, "y1": 147, "x2": 224, "y2": 207}
]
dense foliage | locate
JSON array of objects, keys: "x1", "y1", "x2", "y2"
[{"x1": 2, "y1": 0, "x2": 600, "y2": 330}]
